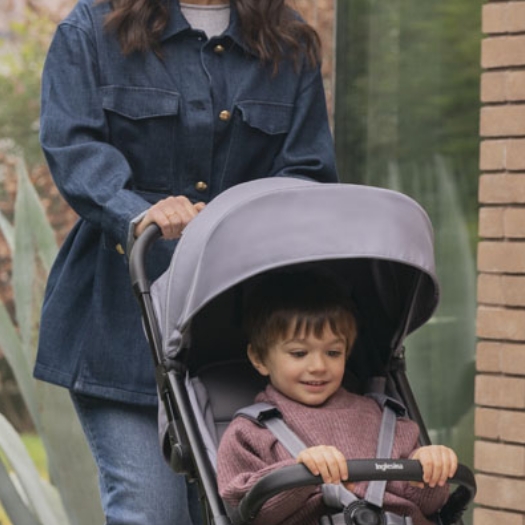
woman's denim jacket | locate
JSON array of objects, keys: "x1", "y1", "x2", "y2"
[{"x1": 35, "y1": 0, "x2": 338, "y2": 404}]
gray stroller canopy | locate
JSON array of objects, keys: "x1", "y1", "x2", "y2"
[{"x1": 151, "y1": 177, "x2": 439, "y2": 375}]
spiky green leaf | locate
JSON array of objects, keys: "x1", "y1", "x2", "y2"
[
  {"x1": 12, "y1": 158, "x2": 36, "y2": 360},
  {"x1": 0, "y1": 208, "x2": 14, "y2": 252},
  {"x1": 0, "y1": 300, "x2": 39, "y2": 428},
  {"x1": 0, "y1": 414, "x2": 69, "y2": 525},
  {"x1": 15, "y1": 157, "x2": 58, "y2": 271},
  {"x1": 0, "y1": 459, "x2": 42, "y2": 525}
]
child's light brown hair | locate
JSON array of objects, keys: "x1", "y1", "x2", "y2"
[{"x1": 243, "y1": 268, "x2": 358, "y2": 361}]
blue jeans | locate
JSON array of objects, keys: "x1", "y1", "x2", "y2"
[{"x1": 71, "y1": 393, "x2": 203, "y2": 525}]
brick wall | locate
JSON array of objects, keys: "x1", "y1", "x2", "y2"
[{"x1": 476, "y1": 1, "x2": 525, "y2": 523}]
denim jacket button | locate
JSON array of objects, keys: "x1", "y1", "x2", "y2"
[
  {"x1": 219, "y1": 110, "x2": 231, "y2": 122},
  {"x1": 195, "y1": 181, "x2": 208, "y2": 192},
  {"x1": 214, "y1": 44, "x2": 225, "y2": 54}
]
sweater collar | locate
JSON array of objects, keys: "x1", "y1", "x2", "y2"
[{"x1": 258, "y1": 384, "x2": 353, "y2": 412}]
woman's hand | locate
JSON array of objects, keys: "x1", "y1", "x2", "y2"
[
  {"x1": 134, "y1": 196, "x2": 205, "y2": 240},
  {"x1": 410, "y1": 445, "x2": 458, "y2": 489},
  {"x1": 296, "y1": 446, "x2": 349, "y2": 485}
]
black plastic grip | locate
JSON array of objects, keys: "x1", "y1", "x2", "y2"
[
  {"x1": 232, "y1": 459, "x2": 476, "y2": 525},
  {"x1": 129, "y1": 223, "x2": 162, "y2": 297}
]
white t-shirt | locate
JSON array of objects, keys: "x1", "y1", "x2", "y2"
[{"x1": 180, "y1": 3, "x2": 231, "y2": 37}]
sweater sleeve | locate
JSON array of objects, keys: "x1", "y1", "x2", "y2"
[
  {"x1": 403, "y1": 483, "x2": 449, "y2": 517},
  {"x1": 402, "y1": 443, "x2": 450, "y2": 516},
  {"x1": 393, "y1": 419, "x2": 450, "y2": 517},
  {"x1": 217, "y1": 418, "x2": 322, "y2": 525}
]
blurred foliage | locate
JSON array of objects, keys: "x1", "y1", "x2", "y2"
[
  {"x1": 334, "y1": 0, "x2": 482, "y2": 224},
  {"x1": 0, "y1": 10, "x2": 55, "y2": 166},
  {"x1": 0, "y1": 151, "x2": 102, "y2": 525},
  {"x1": 334, "y1": 5, "x2": 481, "y2": 522}
]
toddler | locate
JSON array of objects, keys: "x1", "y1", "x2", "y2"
[{"x1": 217, "y1": 270, "x2": 457, "y2": 525}]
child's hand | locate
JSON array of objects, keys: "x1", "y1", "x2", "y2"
[
  {"x1": 297, "y1": 446, "x2": 349, "y2": 485},
  {"x1": 410, "y1": 445, "x2": 458, "y2": 489}
]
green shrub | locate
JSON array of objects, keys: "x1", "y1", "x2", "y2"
[{"x1": 0, "y1": 10, "x2": 55, "y2": 166}]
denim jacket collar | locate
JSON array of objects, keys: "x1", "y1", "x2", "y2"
[
  {"x1": 161, "y1": 0, "x2": 257, "y2": 56},
  {"x1": 161, "y1": 0, "x2": 191, "y2": 40}
]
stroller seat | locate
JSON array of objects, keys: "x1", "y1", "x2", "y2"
[{"x1": 191, "y1": 360, "x2": 267, "y2": 451}]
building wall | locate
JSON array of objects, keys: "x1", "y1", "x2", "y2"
[{"x1": 476, "y1": 1, "x2": 525, "y2": 523}]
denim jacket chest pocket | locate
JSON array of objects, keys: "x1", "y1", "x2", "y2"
[
  {"x1": 220, "y1": 100, "x2": 293, "y2": 188},
  {"x1": 101, "y1": 86, "x2": 180, "y2": 192}
]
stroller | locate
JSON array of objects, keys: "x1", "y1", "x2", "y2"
[{"x1": 129, "y1": 178, "x2": 476, "y2": 525}]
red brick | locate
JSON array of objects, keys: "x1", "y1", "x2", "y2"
[
  {"x1": 476, "y1": 474, "x2": 525, "y2": 512},
  {"x1": 505, "y1": 209, "x2": 525, "y2": 237},
  {"x1": 477, "y1": 273, "x2": 503, "y2": 304},
  {"x1": 477, "y1": 305, "x2": 525, "y2": 341},
  {"x1": 479, "y1": 274, "x2": 525, "y2": 307},
  {"x1": 479, "y1": 174, "x2": 525, "y2": 204},
  {"x1": 475, "y1": 374, "x2": 525, "y2": 408},
  {"x1": 483, "y1": 2, "x2": 525, "y2": 34},
  {"x1": 477, "y1": 341, "x2": 525, "y2": 376},
  {"x1": 476, "y1": 407, "x2": 525, "y2": 444},
  {"x1": 500, "y1": 410, "x2": 525, "y2": 443},
  {"x1": 479, "y1": 207, "x2": 504, "y2": 238},
  {"x1": 475, "y1": 407, "x2": 501, "y2": 439},
  {"x1": 507, "y1": 139, "x2": 525, "y2": 170},
  {"x1": 474, "y1": 507, "x2": 524, "y2": 525},
  {"x1": 481, "y1": 71, "x2": 506, "y2": 102},
  {"x1": 482, "y1": 2, "x2": 508, "y2": 34},
  {"x1": 508, "y1": 2, "x2": 525, "y2": 33},
  {"x1": 500, "y1": 343, "x2": 525, "y2": 374},
  {"x1": 482, "y1": 36, "x2": 525, "y2": 69},
  {"x1": 478, "y1": 241, "x2": 525, "y2": 273},
  {"x1": 475, "y1": 440, "x2": 525, "y2": 476},
  {"x1": 481, "y1": 72, "x2": 525, "y2": 103},
  {"x1": 477, "y1": 341, "x2": 503, "y2": 372},
  {"x1": 507, "y1": 71, "x2": 525, "y2": 102},
  {"x1": 479, "y1": 207, "x2": 525, "y2": 239},
  {"x1": 480, "y1": 105, "x2": 525, "y2": 137},
  {"x1": 480, "y1": 139, "x2": 506, "y2": 171}
]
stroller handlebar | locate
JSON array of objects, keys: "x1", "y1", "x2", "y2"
[
  {"x1": 232, "y1": 459, "x2": 476, "y2": 525},
  {"x1": 129, "y1": 223, "x2": 162, "y2": 296}
]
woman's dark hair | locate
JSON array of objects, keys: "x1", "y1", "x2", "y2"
[{"x1": 102, "y1": 0, "x2": 321, "y2": 67}]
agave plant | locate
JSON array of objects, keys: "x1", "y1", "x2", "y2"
[{"x1": 0, "y1": 153, "x2": 103, "y2": 525}]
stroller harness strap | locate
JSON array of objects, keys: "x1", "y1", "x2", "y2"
[
  {"x1": 235, "y1": 402, "x2": 308, "y2": 457},
  {"x1": 364, "y1": 394, "x2": 405, "y2": 508},
  {"x1": 235, "y1": 397, "x2": 413, "y2": 525}
]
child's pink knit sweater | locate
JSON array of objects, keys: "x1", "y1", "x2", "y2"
[{"x1": 217, "y1": 385, "x2": 449, "y2": 525}]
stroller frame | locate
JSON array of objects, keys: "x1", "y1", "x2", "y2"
[{"x1": 129, "y1": 179, "x2": 476, "y2": 525}]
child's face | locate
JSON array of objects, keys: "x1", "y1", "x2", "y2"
[{"x1": 248, "y1": 323, "x2": 347, "y2": 406}]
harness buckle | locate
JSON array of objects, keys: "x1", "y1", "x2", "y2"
[{"x1": 344, "y1": 501, "x2": 385, "y2": 525}]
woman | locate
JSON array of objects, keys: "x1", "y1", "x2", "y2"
[{"x1": 35, "y1": 0, "x2": 338, "y2": 523}]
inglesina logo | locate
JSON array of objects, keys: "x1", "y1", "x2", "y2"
[{"x1": 375, "y1": 462, "x2": 404, "y2": 471}]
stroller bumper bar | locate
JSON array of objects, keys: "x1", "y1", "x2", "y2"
[{"x1": 231, "y1": 460, "x2": 476, "y2": 525}]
